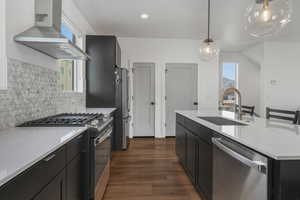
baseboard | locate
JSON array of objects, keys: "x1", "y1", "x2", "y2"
[
  {"x1": 166, "y1": 136, "x2": 176, "y2": 138},
  {"x1": 132, "y1": 136, "x2": 176, "y2": 139}
]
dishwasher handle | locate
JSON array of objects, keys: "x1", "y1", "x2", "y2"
[{"x1": 212, "y1": 138, "x2": 267, "y2": 174}]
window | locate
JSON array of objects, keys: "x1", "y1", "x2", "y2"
[
  {"x1": 0, "y1": 0, "x2": 7, "y2": 90},
  {"x1": 58, "y1": 17, "x2": 84, "y2": 92},
  {"x1": 221, "y1": 63, "x2": 238, "y2": 104}
]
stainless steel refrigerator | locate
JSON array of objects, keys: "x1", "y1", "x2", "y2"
[{"x1": 115, "y1": 66, "x2": 130, "y2": 150}]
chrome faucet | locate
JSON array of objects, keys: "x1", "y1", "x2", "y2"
[{"x1": 221, "y1": 88, "x2": 242, "y2": 120}]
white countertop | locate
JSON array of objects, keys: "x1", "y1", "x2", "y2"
[
  {"x1": 0, "y1": 126, "x2": 88, "y2": 187},
  {"x1": 86, "y1": 108, "x2": 117, "y2": 116},
  {"x1": 176, "y1": 110, "x2": 300, "y2": 160}
]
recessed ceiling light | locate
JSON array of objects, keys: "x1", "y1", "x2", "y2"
[{"x1": 140, "y1": 13, "x2": 149, "y2": 19}]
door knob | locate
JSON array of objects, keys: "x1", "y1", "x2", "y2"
[{"x1": 150, "y1": 102, "x2": 155, "y2": 105}]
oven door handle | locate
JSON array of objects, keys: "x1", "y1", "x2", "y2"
[{"x1": 94, "y1": 130, "x2": 112, "y2": 146}]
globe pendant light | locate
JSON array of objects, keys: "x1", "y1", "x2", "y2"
[
  {"x1": 245, "y1": 0, "x2": 292, "y2": 38},
  {"x1": 199, "y1": 0, "x2": 219, "y2": 62}
]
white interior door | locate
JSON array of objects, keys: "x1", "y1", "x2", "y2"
[
  {"x1": 166, "y1": 63, "x2": 198, "y2": 137},
  {"x1": 133, "y1": 63, "x2": 155, "y2": 137}
]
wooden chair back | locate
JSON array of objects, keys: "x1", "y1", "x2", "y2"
[
  {"x1": 235, "y1": 105, "x2": 255, "y2": 116},
  {"x1": 266, "y1": 107, "x2": 299, "y2": 124}
]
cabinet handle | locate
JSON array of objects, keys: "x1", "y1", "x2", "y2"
[
  {"x1": 44, "y1": 154, "x2": 56, "y2": 162},
  {"x1": 77, "y1": 135, "x2": 83, "y2": 140}
]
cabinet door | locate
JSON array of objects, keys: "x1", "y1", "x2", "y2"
[
  {"x1": 186, "y1": 131, "x2": 197, "y2": 183},
  {"x1": 67, "y1": 134, "x2": 84, "y2": 163},
  {"x1": 34, "y1": 170, "x2": 66, "y2": 200},
  {"x1": 66, "y1": 155, "x2": 82, "y2": 200},
  {"x1": 176, "y1": 123, "x2": 186, "y2": 166},
  {"x1": 196, "y1": 137, "x2": 213, "y2": 200},
  {"x1": 0, "y1": 147, "x2": 66, "y2": 200}
]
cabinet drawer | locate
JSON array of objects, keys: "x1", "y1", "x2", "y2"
[
  {"x1": 0, "y1": 147, "x2": 66, "y2": 200},
  {"x1": 67, "y1": 134, "x2": 84, "y2": 163},
  {"x1": 176, "y1": 114, "x2": 185, "y2": 126},
  {"x1": 185, "y1": 119, "x2": 212, "y2": 144}
]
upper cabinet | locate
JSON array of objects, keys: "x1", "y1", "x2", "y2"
[{"x1": 86, "y1": 36, "x2": 121, "y2": 108}]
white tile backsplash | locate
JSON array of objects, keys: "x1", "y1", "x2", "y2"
[{"x1": 0, "y1": 58, "x2": 85, "y2": 130}]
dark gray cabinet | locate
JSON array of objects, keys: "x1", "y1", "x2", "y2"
[
  {"x1": 0, "y1": 132, "x2": 87, "y2": 200},
  {"x1": 176, "y1": 123, "x2": 186, "y2": 165},
  {"x1": 176, "y1": 114, "x2": 213, "y2": 200},
  {"x1": 66, "y1": 134, "x2": 84, "y2": 200},
  {"x1": 86, "y1": 35, "x2": 121, "y2": 108},
  {"x1": 86, "y1": 36, "x2": 125, "y2": 151},
  {"x1": 186, "y1": 130, "x2": 197, "y2": 184},
  {"x1": 66, "y1": 155, "x2": 82, "y2": 200},
  {"x1": 196, "y1": 136, "x2": 212, "y2": 200},
  {"x1": 33, "y1": 169, "x2": 66, "y2": 200},
  {"x1": 0, "y1": 147, "x2": 66, "y2": 200}
]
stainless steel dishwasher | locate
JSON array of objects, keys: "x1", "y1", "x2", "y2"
[{"x1": 212, "y1": 137, "x2": 269, "y2": 200}]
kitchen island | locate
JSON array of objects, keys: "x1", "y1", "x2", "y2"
[{"x1": 176, "y1": 110, "x2": 300, "y2": 200}]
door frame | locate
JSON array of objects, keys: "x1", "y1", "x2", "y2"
[
  {"x1": 131, "y1": 62, "x2": 156, "y2": 138},
  {"x1": 164, "y1": 63, "x2": 199, "y2": 137}
]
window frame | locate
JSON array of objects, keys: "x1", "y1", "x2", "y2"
[
  {"x1": 221, "y1": 62, "x2": 239, "y2": 90},
  {"x1": 220, "y1": 62, "x2": 239, "y2": 105},
  {"x1": 0, "y1": 0, "x2": 7, "y2": 90},
  {"x1": 59, "y1": 14, "x2": 84, "y2": 93}
]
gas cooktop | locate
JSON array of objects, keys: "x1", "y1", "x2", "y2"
[{"x1": 18, "y1": 113, "x2": 104, "y2": 127}]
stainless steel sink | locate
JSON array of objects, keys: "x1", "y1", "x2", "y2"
[{"x1": 198, "y1": 117, "x2": 248, "y2": 126}]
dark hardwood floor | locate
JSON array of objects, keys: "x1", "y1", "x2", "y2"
[{"x1": 102, "y1": 138, "x2": 202, "y2": 200}]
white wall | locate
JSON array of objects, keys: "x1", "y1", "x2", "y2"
[
  {"x1": 0, "y1": 0, "x2": 7, "y2": 90},
  {"x1": 220, "y1": 52, "x2": 261, "y2": 114},
  {"x1": 118, "y1": 37, "x2": 219, "y2": 138},
  {"x1": 242, "y1": 43, "x2": 264, "y2": 66},
  {"x1": 261, "y1": 41, "x2": 300, "y2": 112},
  {"x1": 5, "y1": 0, "x2": 95, "y2": 70}
]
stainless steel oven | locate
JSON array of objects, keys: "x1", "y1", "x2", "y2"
[
  {"x1": 90, "y1": 120, "x2": 113, "y2": 200},
  {"x1": 212, "y1": 137, "x2": 269, "y2": 200}
]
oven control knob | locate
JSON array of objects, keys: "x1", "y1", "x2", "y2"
[{"x1": 91, "y1": 120, "x2": 99, "y2": 126}]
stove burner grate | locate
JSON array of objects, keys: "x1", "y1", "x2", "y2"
[{"x1": 18, "y1": 113, "x2": 103, "y2": 127}]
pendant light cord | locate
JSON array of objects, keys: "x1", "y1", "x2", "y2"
[{"x1": 208, "y1": 0, "x2": 211, "y2": 41}]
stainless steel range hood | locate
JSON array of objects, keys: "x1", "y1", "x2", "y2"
[{"x1": 14, "y1": 0, "x2": 90, "y2": 60}]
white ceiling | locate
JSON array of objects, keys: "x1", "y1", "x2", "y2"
[{"x1": 74, "y1": 0, "x2": 300, "y2": 50}]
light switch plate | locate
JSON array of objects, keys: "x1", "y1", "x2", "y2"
[{"x1": 270, "y1": 80, "x2": 277, "y2": 85}]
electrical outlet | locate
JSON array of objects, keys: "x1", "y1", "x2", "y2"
[{"x1": 270, "y1": 80, "x2": 277, "y2": 86}]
